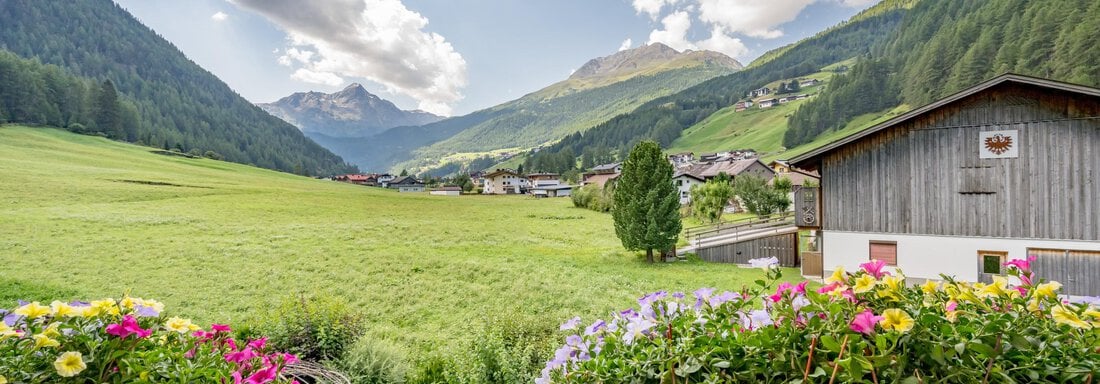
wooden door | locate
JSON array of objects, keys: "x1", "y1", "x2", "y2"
[{"x1": 1029, "y1": 248, "x2": 1100, "y2": 296}]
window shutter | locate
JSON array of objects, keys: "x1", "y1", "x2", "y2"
[{"x1": 870, "y1": 242, "x2": 897, "y2": 266}]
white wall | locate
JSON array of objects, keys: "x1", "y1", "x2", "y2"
[
  {"x1": 823, "y1": 231, "x2": 1100, "y2": 282},
  {"x1": 675, "y1": 177, "x2": 702, "y2": 205}
]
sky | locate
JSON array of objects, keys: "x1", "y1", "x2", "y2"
[{"x1": 115, "y1": 0, "x2": 879, "y2": 116}]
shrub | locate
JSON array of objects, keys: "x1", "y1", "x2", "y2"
[
  {"x1": 539, "y1": 257, "x2": 1100, "y2": 382},
  {"x1": 570, "y1": 184, "x2": 613, "y2": 213},
  {"x1": 733, "y1": 174, "x2": 790, "y2": 216},
  {"x1": 337, "y1": 337, "x2": 410, "y2": 384},
  {"x1": 253, "y1": 294, "x2": 366, "y2": 362},
  {"x1": 408, "y1": 315, "x2": 558, "y2": 384},
  {"x1": 0, "y1": 296, "x2": 297, "y2": 383}
]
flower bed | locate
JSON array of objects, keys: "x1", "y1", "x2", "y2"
[
  {"x1": 540, "y1": 257, "x2": 1100, "y2": 382},
  {"x1": 0, "y1": 296, "x2": 298, "y2": 383}
]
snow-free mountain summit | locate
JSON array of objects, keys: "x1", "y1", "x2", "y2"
[{"x1": 258, "y1": 84, "x2": 444, "y2": 138}]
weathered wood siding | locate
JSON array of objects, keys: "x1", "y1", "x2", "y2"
[
  {"x1": 696, "y1": 233, "x2": 799, "y2": 266},
  {"x1": 1029, "y1": 248, "x2": 1100, "y2": 296},
  {"x1": 821, "y1": 83, "x2": 1100, "y2": 241}
]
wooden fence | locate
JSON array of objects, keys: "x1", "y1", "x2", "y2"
[{"x1": 695, "y1": 232, "x2": 799, "y2": 267}]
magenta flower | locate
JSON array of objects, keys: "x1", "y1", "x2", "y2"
[
  {"x1": 212, "y1": 324, "x2": 232, "y2": 333},
  {"x1": 248, "y1": 337, "x2": 267, "y2": 350},
  {"x1": 246, "y1": 364, "x2": 278, "y2": 384},
  {"x1": 859, "y1": 260, "x2": 891, "y2": 279},
  {"x1": 794, "y1": 281, "x2": 808, "y2": 295},
  {"x1": 105, "y1": 315, "x2": 152, "y2": 339},
  {"x1": 849, "y1": 309, "x2": 882, "y2": 335},
  {"x1": 817, "y1": 282, "x2": 842, "y2": 294},
  {"x1": 225, "y1": 347, "x2": 258, "y2": 364}
]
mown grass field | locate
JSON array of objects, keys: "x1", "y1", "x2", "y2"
[{"x1": 0, "y1": 125, "x2": 796, "y2": 354}]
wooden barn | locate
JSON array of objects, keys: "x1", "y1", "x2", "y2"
[{"x1": 790, "y1": 74, "x2": 1100, "y2": 295}]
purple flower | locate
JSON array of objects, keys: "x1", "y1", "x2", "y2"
[
  {"x1": 584, "y1": 320, "x2": 605, "y2": 336},
  {"x1": 671, "y1": 291, "x2": 685, "y2": 300},
  {"x1": 709, "y1": 291, "x2": 741, "y2": 307},
  {"x1": 3, "y1": 312, "x2": 21, "y2": 327},
  {"x1": 559, "y1": 316, "x2": 581, "y2": 331},
  {"x1": 694, "y1": 287, "x2": 716, "y2": 310},
  {"x1": 134, "y1": 305, "x2": 159, "y2": 317},
  {"x1": 565, "y1": 335, "x2": 583, "y2": 347},
  {"x1": 744, "y1": 309, "x2": 773, "y2": 330},
  {"x1": 622, "y1": 317, "x2": 656, "y2": 345},
  {"x1": 791, "y1": 295, "x2": 811, "y2": 311}
]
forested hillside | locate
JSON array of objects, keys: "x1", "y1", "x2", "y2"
[
  {"x1": 523, "y1": 6, "x2": 906, "y2": 172},
  {"x1": 0, "y1": 0, "x2": 355, "y2": 176},
  {"x1": 784, "y1": 0, "x2": 1100, "y2": 147}
]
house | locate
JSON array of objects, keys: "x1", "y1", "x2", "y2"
[
  {"x1": 769, "y1": 160, "x2": 791, "y2": 174},
  {"x1": 673, "y1": 171, "x2": 706, "y2": 205},
  {"x1": 734, "y1": 101, "x2": 753, "y2": 112},
  {"x1": 526, "y1": 172, "x2": 561, "y2": 189},
  {"x1": 794, "y1": 94, "x2": 811, "y2": 101},
  {"x1": 690, "y1": 158, "x2": 775, "y2": 181},
  {"x1": 532, "y1": 184, "x2": 573, "y2": 198},
  {"x1": 799, "y1": 79, "x2": 821, "y2": 88},
  {"x1": 668, "y1": 152, "x2": 694, "y2": 167},
  {"x1": 387, "y1": 176, "x2": 424, "y2": 192},
  {"x1": 790, "y1": 74, "x2": 1100, "y2": 295},
  {"x1": 778, "y1": 97, "x2": 792, "y2": 104},
  {"x1": 581, "y1": 162, "x2": 622, "y2": 188},
  {"x1": 429, "y1": 186, "x2": 462, "y2": 196},
  {"x1": 750, "y1": 87, "x2": 771, "y2": 97},
  {"x1": 482, "y1": 169, "x2": 526, "y2": 194},
  {"x1": 758, "y1": 98, "x2": 778, "y2": 108},
  {"x1": 378, "y1": 173, "x2": 395, "y2": 187}
]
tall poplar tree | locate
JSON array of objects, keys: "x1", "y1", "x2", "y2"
[{"x1": 612, "y1": 140, "x2": 681, "y2": 263}]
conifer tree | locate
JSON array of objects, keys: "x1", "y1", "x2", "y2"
[{"x1": 612, "y1": 140, "x2": 681, "y2": 263}]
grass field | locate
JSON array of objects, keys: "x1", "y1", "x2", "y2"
[{"x1": 0, "y1": 125, "x2": 797, "y2": 355}]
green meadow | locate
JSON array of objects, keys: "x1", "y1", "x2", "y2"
[{"x1": 0, "y1": 125, "x2": 795, "y2": 353}]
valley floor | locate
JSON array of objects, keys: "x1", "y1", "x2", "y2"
[{"x1": 0, "y1": 126, "x2": 796, "y2": 353}]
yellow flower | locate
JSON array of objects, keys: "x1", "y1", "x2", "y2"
[
  {"x1": 54, "y1": 351, "x2": 86, "y2": 377},
  {"x1": 141, "y1": 299, "x2": 165, "y2": 313},
  {"x1": 1085, "y1": 308, "x2": 1100, "y2": 327},
  {"x1": 14, "y1": 301, "x2": 51, "y2": 319},
  {"x1": 921, "y1": 280, "x2": 940, "y2": 295},
  {"x1": 945, "y1": 310, "x2": 959, "y2": 323},
  {"x1": 50, "y1": 301, "x2": 80, "y2": 318},
  {"x1": 0, "y1": 375, "x2": 7, "y2": 384},
  {"x1": 826, "y1": 266, "x2": 847, "y2": 284},
  {"x1": 979, "y1": 276, "x2": 1011, "y2": 298},
  {"x1": 879, "y1": 308, "x2": 915, "y2": 333},
  {"x1": 877, "y1": 276, "x2": 904, "y2": 301},
  {"x1": 164, "y1": 317, "x2": 195, "y2": 333},
  {"x1": 1033, "y1": 282, "x2": 1061, "y2": 299},
  {"x1": 119, "y1": 296, "x2": 138, "y2": 309},
  {"x1": 1051, "y1": 306, "x2": 1091, "y2": 329},
  {"x1": 0, "y1": 322, "x2": 17, "y2": 340},
  {"x1": 43, "y1": 322, "x2": 61, "y2": 338},
  {"x1": 33, "y1": 333, "x2": 60, "y2": 349},
  {"x1": 1026, "y1": 299, "x2": 1042, "y2": 315},
  {"x1": 89, "y1": 299, "x2": 120, "y2": 316},
  {"x1": 852, "y1": 275, "x2": 876, "y2": 293}
]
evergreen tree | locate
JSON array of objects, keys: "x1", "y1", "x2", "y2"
[
  {"x1": 94, "y1": 79, "x2": 121, "y2": 137},
  {"x1": 611, "y1": 141, "x2": 681, "y2": 263},
  {"x1": 400, "y1": 169, "x2": 409, "y2": 176}
]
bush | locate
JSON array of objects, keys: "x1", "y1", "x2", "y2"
[
  {"x1": 733, "y1": 174, "x2": 790, "y2": 216},
  {"x1": 0, "y1": 296, "x2": 297, "y2": 383},
  {"x1": 253, "y1": 294, "x2": 366, "y2": 362},
  {"x1": 337, "y1": 337, "x2": 410, "y2": 384},
  {"x1": 409, "y1": 315, "x2": 558, "y2": 384},
  {"x1": 539, "y1": 258, "x2": 1100, "y2": 382},
  {"x1": 570, "y1": 184, "x2": 613, "y2": 213}
]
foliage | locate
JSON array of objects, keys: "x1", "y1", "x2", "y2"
[
  {"x1": 252, "y1": 294, "x2": 366, "y2": 362},
  {"x1": 733, "y1": 174, "x2": 791, "y2": 216},
  {"x1": 612, "y1": 141, "x2": 681, "y2": 263},
  {"x1": 785, "y1": 58, "x2": 898, "y2": 147},
  {"x1": 690, "y1": 177, "x2": 734, "y2": 224},
  {"x1": 337, "y1": 337, "x2": 410, "y2": 384},
  {"x1": 0, "y1": 1, "x2": 354, "y2": 176},
  {"x1": 0, "y1": 297, "x2": 297, "y2": 383},
  {"x1": 539, "y1": 258, "x2": 1100, "y2": 383},
  {"x1": 570, "y1": 184, "x2": 613, "y2": 213}
]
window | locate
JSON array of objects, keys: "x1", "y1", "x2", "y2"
[
  {"x1": 869, "y1": 241, "x2": 897, "y2": 266},
  {"x1": 978, "y1": 250, "x2": 1008, "y2": 276}
]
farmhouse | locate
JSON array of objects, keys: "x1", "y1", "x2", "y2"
[
  {"x1": 790, "y1": 74, "x2": 1100, "y2": 295},
  {"x1": 387, "y1": 176, "x2": 424, "y2": 192},
  {"x1": 692, "y1": 158, "x2": 775, "y2": 181},
  {"x1": 758, "y1": 98, "x2": 777, "y2": 108},
  {"x1": 482, "y1": 169, "x2": 526, "y2": 194},
  {"x1": 799, "y1": 78, "x2": 821, "y2": 87},
  {"x1": 668, "y1": 152, "x2": 694, "y2": 167},
  {"x1": 526, "y1": 172, "x2": 561, "y2": 189},
  {"x1": 673, "y1": 171, "x2": 706, "y2": 205},
  {"x1": 734, "y1": 101, "x2": 753, "y2": 112},
  {"x1": 581, "y1": 162, "x2": 621, "y2": 188},
  {"x1": 750, "y1": 87, "x2": 771, "y2": 97}
]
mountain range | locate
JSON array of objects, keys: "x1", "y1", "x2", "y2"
[{"x1": 258, "y1": 84, "x2": 443, "y2": 138}]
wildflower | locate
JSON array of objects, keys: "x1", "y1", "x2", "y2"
[
  {"x1": 165, "y1": 317, "x2": 195, "y2": 333},
  {"x1": 14, "y1": 302, "x2": 51, "y2": 319},
  {"x1": 770, "y1": 282, "x2": 794, "y2": 302},
  {"x1": 87, "y1": 299, "x2": 120, "y2": 317},
  {"x1": 33, "y1": 333, "x2": 60, "y2": 349},
  {"x1": 792, "y1": 295, "x2": 811, "y2": 311},
  {"x1": 1051, "y1": 306, "x2": 1091, "y2": 329},
  {"x1": 825, "y1": 266, "x2": 846, "y2": 284},
  {"x1": 748, "y1": 256, "x2": 779, "y2": 269},
  {"x1": 979, "y1": 276, "x2": 1012, "y2": 298},
  {"x1": 1084, "y1": 308, "x2": 1100, "y2": 327},
  {"x1": 921, "y1": 280, "x2": 940, "y2": 295},
  {"x1": 743, "y1": 309, "x2": 773, "y2": 330},
  {"x1": 105, "y1": 315, "x2": 152, "y2": 338},
  {"x1": 134, "y1": 305, "x2": 160, "y2": 317},
  {"x1": 584, "y1": 320, "x2": 605, "y2": 336},
  {"x1": 622, "y1": 317, "x2": 656, "y2": 345},
  {"x1": 878, "y1": 276, "x2": 904, "y2": 301},
  {"x1": 119, "y1": 296, "x2": 138, "y2": 309},
  {"x1": 793, "y1": 281, "x2": 809, "y2": 295},
  {"x1": 852, "y1": 275, "x2": 876, "y2": 293},
  {"x1": 43, "y1": 322, "x2": 61, "y2": 338},
  {"x1": 54, "y1": 351, "x2": 86, "y2": 377},
  {"x1": 559, "y1": 316, "x2": 581, "y2": 331},
  {"x1": 224, "y1": 347, "x2": 259, "y2": 364},
  {"x1": 1033, "y1": 281, "x2": 1061, "y2": 299},
  {"x1": 879, "y1": 309, "x2": 914, "y2": 333},
  {"x1": 709, "y1": 291, "x2": 740, "y2": 307},
  {"x1": 211, "y1": 324, "x2": 232, "y2": 333},
  {"x1": 849, "y1": 309, "x2": 882, "y2": 335},
  {"x1": 859, "y1": 260, "x2": 891, "y2": 279},
  {"x1": 248, "y1": 337, "x2": 268, "y2": 350}
]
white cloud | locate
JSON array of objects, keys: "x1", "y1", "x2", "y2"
[
  {"x1": 211, "y1": 11, "x2": 229, "y2": 21},
  {"x1": 837, "y1": 0, "x2": 879, "y2": 6},
  {"x1": 696, "y1": 0, "x2": 814, "y2": 39},
  {"x1": 231, "y1": 0, "x2": 467, "y2": 115},
  {"x1": 618, "y1": 38, "x2": 634, "y2": 51},
  {"x1": 632, "y1": 0, "x2": 680, "y2": 20},
  {"x1": 647, "y1": 11, "x2": 694, "y2": 52},
  {"x1": 695, "y1": 26, "x2": 749, "y2": 58}
]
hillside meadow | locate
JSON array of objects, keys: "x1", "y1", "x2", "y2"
[{"x1": 0, "y1": 125, "x2": 796, "y2": 354}]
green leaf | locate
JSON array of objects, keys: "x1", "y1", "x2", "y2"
[
  {"x1": 821, "y1": 335, "x2": 841, "y2": 352},
  {"x1": 712, "y1": 360, "x2": 730, "y2": 368},
  {"x1": 968, "y1": 342, "x2": 996, "y2": 358},
  {"x1": 931, "y1": 345, "x2": 946, "y2": 365},
  {"x1": 954, "y1": 342, "x2": 966, "y2": 355}
]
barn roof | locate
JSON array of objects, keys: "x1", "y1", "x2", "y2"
[{"x1": 790, "y1": 73, "x2": 1100, "y2": 168}]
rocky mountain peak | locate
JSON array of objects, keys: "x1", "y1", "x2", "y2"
[{"x1": 569, "y1": 42, "x2": 742, "y2": 80}]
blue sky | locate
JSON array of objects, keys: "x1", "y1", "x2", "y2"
[{"x1": 115, "y1": 0, "x2": 878, "y2": 116}]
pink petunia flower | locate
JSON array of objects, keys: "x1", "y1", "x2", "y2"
[
  {"x1": 246, "y1": 364, "x2": 278, "y2": 384},
  {"x1": 212, "y1": 324, "x2": 232, "y2": 333},
  {"x1": 849, "y1": 309, "x2": 882, "y2": 335},
  {"x1": 794, "y1": 281, "x2": 809, "y2": 295},
  {"x1": 859, "y1": 260, "x2": 891, "y2": 279},
  {"x1": 817, "y1": 282, "x2": 843, "y2": 294},
  {"x1": 105, "y1": 315, "x2": 152, "y2": 339},
  {"x1": 248, "y1": 337, "x2": 267, "y2": 350},
  {"x1": 225, "y1": 347, "x2": 259, "y2": 364}
]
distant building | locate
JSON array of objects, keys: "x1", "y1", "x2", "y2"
[
  {"x1": 668, "y1": 152, "x2": 694, "y2": 167},
  {"x1": 750, "y1": 87, "x2": 771, "y2": 97},
  {"x1": 532, "y1": 184, "x2": 573, "y2": 198},
  {"x1": 526, "y1": 172, "x2": 561, "y2": 189},
  {"x1": 758, "y1": 98, "x2": 778, "y2": 108},
  {"x1": 429, "y1": 186, "x2": 462, "y2": 196},
  {"x1": 734, "y1": 101, "x2": 753, "y2": 112},
  {"x1": 673, "y1": 171, "x2": 706, "y2": 205},
  {"x1": 482, "y1": 169, "x2": 526, "y2": 194},
  {"x1": 582, "y1": 162, "x2": 622, "y2": 188},
  {"x1": 790, "y1": 74, "x2": 1100, "y2": 294},
  {"x1": 799, "y1": 78, "x2": 821, "y2": 87},
  {"x1": 388, "y1": 176, "x2": 424, "y2": 192}
]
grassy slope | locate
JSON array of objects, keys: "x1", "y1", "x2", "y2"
[{"x1": 0, "y1": 126, "x2": 798, "y2": 353}]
